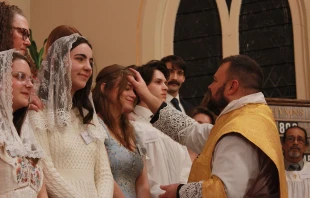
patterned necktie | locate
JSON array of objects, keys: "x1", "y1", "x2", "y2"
[
  {"x1": 288, "y1": 164, "x2": 301, "y2": 171},
  {"x1": 171, "y1": 98, "x2": 182, "y2": 112}
]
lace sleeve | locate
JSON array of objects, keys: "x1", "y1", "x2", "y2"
[
  {"x1": 152, "y1": 105, "x2": 196, "y2": 144},
  {"x1": 179, "y1": 182, "x2": 203, "y2": 198},
  {"x1": 95, "y1": 140, "x2": 114, "y2": 198}
]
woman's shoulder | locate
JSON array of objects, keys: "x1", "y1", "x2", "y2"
[{"x1": 86, "y1": 114, "x2": 109, "y2": 142}]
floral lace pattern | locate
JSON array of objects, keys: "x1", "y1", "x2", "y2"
[
  {"x1": 14, "y1": 156, "x2": 43, "y2": 192},
  {"x1": 0, "y1": 50, "x2": 43, "y2": 158},
  {"x1": 152, "y1": 105, "x2": 196, "y2": 144},
  {"x1": 36, "y1": 35, "x2": 76, "y2": 129},
  {"x1": 179, "y1": 182, "x2": 203, "y2": 198},
  {"x1": 16, "y1": 157, "x2": 28, "y2": 184},
  {"x1": 32, "y1": 34, "x2": 106, "y2": 142}
]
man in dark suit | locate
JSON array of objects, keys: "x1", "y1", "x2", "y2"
[{"x1": 161, "y1": 55, "x2": 193, "y2": 115}]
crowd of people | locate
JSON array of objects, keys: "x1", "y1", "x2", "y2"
[{"x1": 0, "y1": 1, "x2": 309, "y2": 198}]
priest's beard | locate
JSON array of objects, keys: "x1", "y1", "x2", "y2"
[{"x1": 207, "y1": 84, "x2": 229, "y2": 116}]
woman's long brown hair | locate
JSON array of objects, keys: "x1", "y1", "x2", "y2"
[{"x1": 92, "y1": 64, "x2": 136, "y2": 151}]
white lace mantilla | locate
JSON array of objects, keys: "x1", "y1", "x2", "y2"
[
  {"x1": 0, "y1": 50, "x2": 43, "y2": 158},
  {"x1": 152, "y1": 105, "x2": 196, "y2": 144},
  {"x1": 36, "y1": 35, "x2": 76, "y2": 129},
  {"x1": 179, "y1": 182, "x2": 203, "y2": 198},
  {"x1": 32, "y1": 34, "x2": 107, "y2": 142}
]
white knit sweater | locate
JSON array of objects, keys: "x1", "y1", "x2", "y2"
[{"x1": 29, "y1": 109, "x2": 113, "y2": 198}]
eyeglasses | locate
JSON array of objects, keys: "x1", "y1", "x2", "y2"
[
  {"x1": 12, "y1": 27, "x2": 30, "y2": 41},
  {"x1": 286, "y1": 136, "x2": 306, "y2": 144},
  {"x1": 12, "y1": 72, "x2": 36, "y2": 85}
]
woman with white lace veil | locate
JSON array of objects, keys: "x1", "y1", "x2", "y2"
[
  {"x1": 28, "y1": 34, "x2": 113, "y2": 198},
  {"x1": 0, "y1": 50, "x2": 47, "y2": 197}
]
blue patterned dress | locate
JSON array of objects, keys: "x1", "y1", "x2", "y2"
[{"x1": 99, "y1": 119, "x2": 144, "y2": 198}]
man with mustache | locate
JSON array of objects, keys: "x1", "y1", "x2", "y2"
[
  {"x1": 161, "y1": 55, "x2": 193, "y2": 115},
  {"x1": 127, "y1": 54, "x2": 287, "y2": 198},
  {"x1": 282, "y1": 126, "x2": 310, "y2": 198}
]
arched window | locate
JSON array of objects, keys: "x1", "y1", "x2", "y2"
[
  {"x1": 174, "y1": 0, "x2": 222, "y2": 106},
  {"x1": 140, "y1": 0, "x2": 309, "y2": 102},
  {"x1": 239, "y1": 0, "x2": 296, "y2": 98}
]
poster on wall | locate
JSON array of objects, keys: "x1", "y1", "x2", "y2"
[{"x1": 267, "y1": 98, "x2": 310, "y2": 162}]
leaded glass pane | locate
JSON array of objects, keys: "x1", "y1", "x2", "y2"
[
  {"x1": 174, "y1": 0, "x2": 222, "y2": 106},
  {"x1": 239, "y1": 0, "x2": 296, "y2": 98}
]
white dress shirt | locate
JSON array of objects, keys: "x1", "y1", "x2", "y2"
[
  {"x1": 130, "y1": 105, "x2": 192, "y2": 198},
  {"x1": 166, "y1": 93, "x2": 186, "y2": 113}
]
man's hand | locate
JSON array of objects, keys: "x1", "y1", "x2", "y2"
[
  {"x1": 29, "y1": 93, "x2": 43, "y2": 112},
  {"x1": 127, "y1": 68, "x2": 151, "y2": 101},
  {"x1": 127, "y1": 68, "x2": 162, "y2": 114},
  {"x1": 159, "y1": 183, "x2": 180, "y2": 198}
]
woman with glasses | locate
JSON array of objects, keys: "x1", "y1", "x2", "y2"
[
  {"x1": 92, "y1": 65, "x2": 151, "y2": 198},
  {"x1": 0, "y1": 1, "x2": 43, "y2": 113},
  {"x1": 0, "y1": 50, "x2": 47, "y2": 197},
  {"x1": 282, "y1": 126, "x2": 310, "y2": 198},
  {"x1": 0, "y1": 2, "x2": 31, "y2": 55},
  {"x1": 28, "y1": 34, "x2": 113, "y2": 198}
]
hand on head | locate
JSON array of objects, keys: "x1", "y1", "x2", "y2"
[
  {"x1": 127, "y1": 68, "x2": 151, "y2": 101},
  {"x1": 127, "y1": 68, "x2": 164, "y2": 113}
]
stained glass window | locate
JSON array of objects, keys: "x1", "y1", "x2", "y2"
[
  {"x1": 239, "y1": 0, "x2": 296, "y2": 98},
  {"x1": 174, "y1": 0, "x2": 222, "y2": 106}
]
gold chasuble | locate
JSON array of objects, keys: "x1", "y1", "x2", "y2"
[{"x1": 188, "y1": 103, "x2": 287, "y2": 198}]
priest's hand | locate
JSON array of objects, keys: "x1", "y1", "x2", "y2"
[
  {"x1": 159, "y1": 183, "x2": 180, "y2": 198},
  {"x1": 127, "y1": 68, "x2": 162, "y2": 114}
]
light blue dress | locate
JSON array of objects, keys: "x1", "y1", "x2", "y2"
[{"x1": 99, "y1": 119, "x2": 144, "y2": 198}]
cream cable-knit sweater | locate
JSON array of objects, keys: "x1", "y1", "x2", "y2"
[{"x1": 29, "y1": 109, "x2": 113, "y2": 198}]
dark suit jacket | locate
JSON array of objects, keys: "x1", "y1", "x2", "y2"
[{"x1": 180, "y1": 98, "x2": 194, "y2": 115}]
